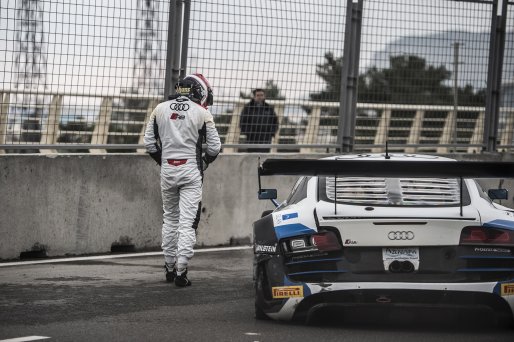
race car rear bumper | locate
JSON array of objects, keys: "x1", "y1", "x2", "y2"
[{"x1": 265, "y1": 281, "x2": 514, "y2": 322}]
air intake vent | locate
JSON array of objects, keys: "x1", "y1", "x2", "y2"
[
  {"x1": 326, "y1": 177, "x2": 460, "y2": 206},
  {"x1": 400, "y1": 178, "x2": 460, "y2": 205}
]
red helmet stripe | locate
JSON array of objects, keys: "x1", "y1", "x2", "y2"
[{"x1": 193, "y1": 73, "x2": 211, "y2": 89}]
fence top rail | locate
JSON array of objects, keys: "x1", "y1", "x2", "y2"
[
  {"x1": 0, "y1": 143, "x2": 490, "y2": 150},
  {"x1": 0, "y1": 88, "x2": 163, "y2": 100},
  {"x1": 0, "y1": 88, "x2": 494, "y2": 112}
]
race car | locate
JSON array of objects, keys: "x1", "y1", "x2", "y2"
[{"x1": 253, "y1": 153, "x2": 514, "y2": 325}]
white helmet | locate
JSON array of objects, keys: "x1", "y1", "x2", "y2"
[{"x1": 175, "y1": 73, "x2": 213, "y2": 107}]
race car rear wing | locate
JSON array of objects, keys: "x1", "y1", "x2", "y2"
[
  {"x1": 258, "y1": 158, "x2": 514, "y2": 178},
  {"x1": 257, "y1": 158, "x2": 514, "y2": 213}
]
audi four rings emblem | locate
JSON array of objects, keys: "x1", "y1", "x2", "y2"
[
  {"x1": 388, "y1": 231, "x2": 415, "y2": 240},
  {"x1": 170, "y1": 103, "x2": 190, "y2": 111}
]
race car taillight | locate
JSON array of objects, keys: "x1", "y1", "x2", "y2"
[
  {"x1": 283, "y1": 231, "x2": 342, "y2": 254},
  {"x1": 459, "y1": 226, "x2": 514, "y2": 246},
  {"x1": 310, "y1": 231, "x2": 341, "y2": 252}
]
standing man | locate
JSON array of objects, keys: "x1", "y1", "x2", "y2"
[
  {"x1": 144, "y1": 74, "x2": 221, "y2": 287},
  {"x1": 239, "y1": 88, "x2": 278, "y2": 152}
]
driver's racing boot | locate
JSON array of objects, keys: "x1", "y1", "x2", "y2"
[
  {"x1": 164, "y1": 263, "x2": 177, "y2": 283},
  {"x1": 174, "y1": 269, "x2": 192, "y2": 287}
]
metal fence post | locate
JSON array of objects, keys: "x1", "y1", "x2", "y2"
[
  {"x1": 171, "y1": 1, "x2": 184, "y2": 96},
  {"x1": 338, "y1": 0, "x2": 363, "y2": 153},
  {"x1": 483, "y1": 0, "x2": 508, "y2": 152},
  {"x1": 164, "y1": 0, "x2": 179, "y2": 99},
  {"x1": 0, "y1": 93, "x2": 9, "y2": 153},
  {"x1": 180, "y1": 0, "x2": 191, "y2": 80}
]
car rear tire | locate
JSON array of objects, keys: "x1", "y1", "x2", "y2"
[
  {"x1": 255, "y1": 304, "x2": 269, "y2": 320},
  {"x1": 261, "y1": 209, "x2": 274, "y2": 218},
  {"x1": 254, "y1": 265, "x2": 270, "y2": 320},
  {"x1": 497, "y1": 314, "x2": 514, "y2": 329}
]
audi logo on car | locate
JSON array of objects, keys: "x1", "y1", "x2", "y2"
[
  {"x1": 388, "y1": 231, "x2": 415, "y2": 240},
  {"x1": 170, "y1": 103, "x2": 190, "y2": 111}
]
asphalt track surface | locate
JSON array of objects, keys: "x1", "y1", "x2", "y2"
[{"x1": 1, "y1": 247, "x2": 513, "y2": 342}]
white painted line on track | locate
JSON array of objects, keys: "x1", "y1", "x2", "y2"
[
  {"x1": 0, "y1": 336, "x2": 50, "y2": 342},
  {"x1": 0, "y1": 245, "x2": 252, "y2": 268}
]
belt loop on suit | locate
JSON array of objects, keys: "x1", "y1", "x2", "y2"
[{"x1": 167, "y1": 159, "x2": 187, "y2": 166}]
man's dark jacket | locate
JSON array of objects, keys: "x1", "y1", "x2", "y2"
[{"x1": 239, "y1": 100, "x2": 278, "y2": 144}]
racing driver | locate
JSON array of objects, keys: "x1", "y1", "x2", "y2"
[{"x1": 144, "y1": 74, "x2": 221, "y2": 287}]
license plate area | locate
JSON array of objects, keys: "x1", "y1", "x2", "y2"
[{"x1": 382, "y1": 247, "x2": 420, "y2": 271}]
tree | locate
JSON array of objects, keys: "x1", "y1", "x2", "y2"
[
  {"x1": 309, "y1": 52, "x2": 343, "y2": 102},
  {"x1": 358, "y1": 55, "x2": 454, "y2": 104},
  {"x1": 310, "y1": 53, "x2": 485, "y2": 106},
  {"x1": 240, "y1": 79, "x2": 285, "y2": 100}
]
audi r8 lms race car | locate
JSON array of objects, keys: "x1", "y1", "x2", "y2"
[{"x1": 252, "y1": 153, "x2": 514, "y2": 326}]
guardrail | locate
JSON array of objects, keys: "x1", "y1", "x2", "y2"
[{"x1": 1, "y1": 89, "x2": 513, "y2": 154}]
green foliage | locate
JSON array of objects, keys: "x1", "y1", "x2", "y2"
[
  {"x1": 310, "y1": 52, "x2": 343, "y2": 101},
  {"x1": 310, "y1": 53, "x2": 485, "y2": 106}
]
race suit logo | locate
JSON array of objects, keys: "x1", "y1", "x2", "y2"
[
  {"x1": 272, "y1": 286, "x2": 303, "y2": 299},
  {"x1": 170, "y1": 113, "x2": 185, "y2": 120},
  {"x1": 170, "y1": 103, "x2": 190, "y2": 111},
  {"x1": 501, "y1": 283, "x2": 514, "y2": 296},
  {"x1": 176, "y1": 86, "x2": 191, "y2": 95}
]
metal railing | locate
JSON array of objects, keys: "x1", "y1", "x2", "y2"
[{"x1": 2, "y1": 88, "x2": 513, "y2": 154}]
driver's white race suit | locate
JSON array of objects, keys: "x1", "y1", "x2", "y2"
[{"x1": 144, "y1": 95, "x2": 221, "y2": 271}]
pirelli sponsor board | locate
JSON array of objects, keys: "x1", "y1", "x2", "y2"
[
  {"x1": 501, "y1": 283, "x2": 514, "y2": 296},
  {"x1": 272, "y1": 286, "x2": 303, "y2": 299}
]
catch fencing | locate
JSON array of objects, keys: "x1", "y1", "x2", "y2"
[{"x1": 0, "y1": 0, "x2": 512, "y2": 154}]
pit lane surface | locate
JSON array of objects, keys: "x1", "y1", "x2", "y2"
[{"x1": 0, "y1": 247, "x2": 513, "y2": 341}]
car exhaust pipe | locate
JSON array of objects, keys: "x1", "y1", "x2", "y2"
[
  {"x1": 389, "y1": 260, "x2": 415, "y2": 273},
  {"x1": 401, "y1": 260, "x2": 414, "y2": 273},
  {"x1": 389, "y1": 260, "x2": 402, "y2": 273}
]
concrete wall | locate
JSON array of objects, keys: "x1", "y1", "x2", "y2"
[
  {"x1": 0, "y1": 154, "x2": 303, "y2": 260},
  {"x1": 1, "y1": 153, "x2": 514, "y2": 260}
]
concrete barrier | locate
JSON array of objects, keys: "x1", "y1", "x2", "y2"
[
  {"x1": 0, "y1": 154, "x2": 303, "y2": 260},
  {"x1": 1, "y1": 153, "x2": 514, "y2": 260}
]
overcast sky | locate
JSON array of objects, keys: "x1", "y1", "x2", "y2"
[{"x1": 0, "y1": 0, "x2": 512, "y2": 104}]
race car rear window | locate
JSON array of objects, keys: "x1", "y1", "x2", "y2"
[
  {"x1": 286, "y1": 177, "x2": 310, "y2": 205},
  {"x1": 320, "y1": 177, "x2": 470, "y2": 206}
]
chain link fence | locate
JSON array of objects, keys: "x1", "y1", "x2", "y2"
[
  {"x1": 499, "y1": 1, "x2": 514, "y2": 151},
  {"x1": 0, "y1": 0, "x2": 512, "y2": 153},
  {"x1": 0, "y1": 0, "x2": 169, "y2": 153}
]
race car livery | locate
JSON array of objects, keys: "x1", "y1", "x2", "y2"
[{"x1": 253, "y1": 154, "x2": 514, "y2": 325}]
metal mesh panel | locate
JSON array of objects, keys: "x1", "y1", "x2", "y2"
[
  {"x1": 0, "y1": 0, "x2": 511, "y2": 153},
  {"x1": 0, "y1": 0, "x2": 168, "y2": 152},
  {"x1": 356, "y1": 0, "x2": 493, "y2": 154},
  {"x1": 499, "y1": 3, "x2": 514, "y2": 152},
  {"x1": 187, "y1": 0, "x2": 347, "y2": 152}
]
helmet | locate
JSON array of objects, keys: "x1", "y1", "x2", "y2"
[{"x1": 175, "y1": 73, "x2": 213, "y2": 107}]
